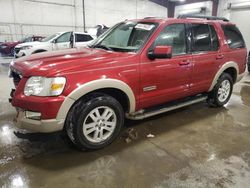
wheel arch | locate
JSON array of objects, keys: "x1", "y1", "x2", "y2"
[
  {"x1": 209, "y1": 61, "x2": 239, "y2": 92},
  {"x1": 32, "y1": 49, "x2": 47, "y2": 54},
  {"x1": 56, "y1": 79, "x2": 136, "y2": 121}
]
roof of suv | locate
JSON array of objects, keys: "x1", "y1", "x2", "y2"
[{"x1": 135, "y1": 15, "x2": 233, "y2": 25}]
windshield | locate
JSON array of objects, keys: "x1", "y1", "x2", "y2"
[
  {"x1": 90, "y1": 22, "x2": 158, "y2": 52},
  {"x1": 20, "y1": 37, "x2": 32, "y2": 43},
  {"x1": 42, "y1": 33, "x2": 60, "y2": 42}
]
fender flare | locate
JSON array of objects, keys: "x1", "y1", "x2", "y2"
[
  {"x1": 56, "y1": 78, "x2": 136, "y2": 120},
  {"x1": 32, "y1": 49, "x2": 47, "y2": 54},
  {"x1": 208, "y1": 61, "x2": 239, "y2": 92}
]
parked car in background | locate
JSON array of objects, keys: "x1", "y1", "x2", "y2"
[
  {"x1": 14, "y1": 31, "x2": 94, "y2": 58},
  {"x1": 0, "y1": 36, "x2": 44, "y2": 56},
  {"x1": 88, "y1": 24, "x2": 109, "y2": 38}
]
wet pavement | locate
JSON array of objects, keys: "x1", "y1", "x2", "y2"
[{"x1": 1, "y1": 59, "x2": 250, "y2": 187}]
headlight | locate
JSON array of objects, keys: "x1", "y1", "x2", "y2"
[
  {"x1": 20, "y1": 45, "x2": 33, "y2": 50},
  {"x1": 0, "y1": 45, "x2": 7, "y2": 49},
  {"x1": 24, "y1": 76, "x2": 66, "y2": 96}
]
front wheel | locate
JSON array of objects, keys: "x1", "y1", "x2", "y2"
[
  {"x1": 10, "y1": 48, "x2": 15, "y2": 56},
  {"x1": 65, "y1": 93, "x2": 124, "y2": 150},
  {"x1": 207, "y1": 73, "x2": 233, "y2": 107}
]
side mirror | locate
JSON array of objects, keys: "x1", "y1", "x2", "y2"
[
  {"x1": 52, "y1": 39, "x2": 56, "y2": 43},
  {"x1": 148, "y1": 46, "x2": 172, "y2": 60}
]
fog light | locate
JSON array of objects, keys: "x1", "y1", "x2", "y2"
[{"x1": 25, "y1": 111, "x2": 41, "y2": 120}]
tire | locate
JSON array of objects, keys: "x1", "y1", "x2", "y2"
[
  {"x1": 207, "y1": 73, "x2": 233, "y2": 107},
  {"x1": 65, "y1": 93, "x2": 124, "y2": 150},
  {"x1": 10, "y1": 48, "x2": 15, "y2": 56}
]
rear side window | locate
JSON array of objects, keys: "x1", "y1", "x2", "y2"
[
  {"x1": 191, "y1": 24, "x2": 211, "y2": 52},
  {"x1": 222, "y1": 25, "x2": 245, "y2": 49},
  {"x1": 75, "y1": 34, "x2": 93, "y2": 42}
]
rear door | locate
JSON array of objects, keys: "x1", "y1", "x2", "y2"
[{"x1": 189, "y1": 23, "x2": 222, "y2": 95}]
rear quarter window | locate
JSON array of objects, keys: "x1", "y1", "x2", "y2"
[
  {"x1": 222, "y1": 25, "x2": 245, "y2": 49},
  {"x1": 75, "y1": 34, "x2": 93, "y2": 42}
]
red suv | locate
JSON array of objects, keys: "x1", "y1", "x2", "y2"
[{"x1": 10, "y1": 15, "x2": 247, "y2": 150}]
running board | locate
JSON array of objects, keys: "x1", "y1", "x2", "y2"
[{"x1": 127, "y1": 95, "x2": 207, "y2": 120}]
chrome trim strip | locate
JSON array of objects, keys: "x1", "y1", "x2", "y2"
[{"x1": 143, "y1": 86, "x2": 157, "y2": 92}]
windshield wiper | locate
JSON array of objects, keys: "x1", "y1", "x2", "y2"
[{"x1": 90, "y1": 44, "x2": 114, "y2": 51}]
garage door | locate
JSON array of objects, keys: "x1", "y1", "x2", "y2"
[{"x1": 230, "y1": 9, "x2": 250, "y2": 50}]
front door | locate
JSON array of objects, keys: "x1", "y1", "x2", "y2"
[
  {"x1": 139, "y1": 23, "x2": 192, "y2": 109},
  {"x1": 53, "y1": 32, "x2": 72, "y2": 51}
]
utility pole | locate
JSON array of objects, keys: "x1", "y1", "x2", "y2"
[{"x1": 82, "y1": 0, "x2": 86, "y2": 32}]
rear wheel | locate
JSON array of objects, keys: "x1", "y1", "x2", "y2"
[
  {"x1": 207, "y1": 73, "x2": 233, "y2": 107},
  {"x1": 65, "y1": 93, "x2": 124, "y2": 150}
]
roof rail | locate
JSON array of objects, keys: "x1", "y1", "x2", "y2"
[
  {"x1": 143, "y1": 16, "x2": 164, "y2": 19},
  {"x1": 178, "y1": 14, "x2": 229, "y2": 22}
]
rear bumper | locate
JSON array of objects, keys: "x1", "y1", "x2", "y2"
[{"x1": 14, "y1": 110, "x2": 64, "y2": 133}]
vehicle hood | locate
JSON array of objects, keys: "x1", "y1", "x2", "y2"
[
  {"x1": 0, "y1": 41, "x2": 20, "y2": 47},
  {"x1": 11, "y1": 47, "x2": 137, "y2": 77},
  {"x1": 15, "y1": 41, "x2": 41, "y2": 48}
]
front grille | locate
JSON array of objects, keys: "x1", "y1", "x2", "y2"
[
  {"x1": 13, "y1": 72, "x2": 22, "y2": 87},
  {"x1": 10, "y1": 67, "x2": 22, "y2": 88}
]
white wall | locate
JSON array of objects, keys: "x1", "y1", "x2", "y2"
[
  {"x1": 84, "y1": 0, "x2": 168, "y2": 28},
  {"x1": 218, "y1": 0, "x2": 250, "y2": 50},
  {"x1": 0, "y1": 0, "x2": 167, "y2": 42},
  {"x1": 175, "y1": 1, "x2": 213, "y2": 17}
]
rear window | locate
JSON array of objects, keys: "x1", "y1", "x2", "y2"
[
  {"x1": 75, "y1": 34, "x2": 93, "y2": 42},
  {"x1": 222, "y1": 25, "x2": 245, "y2": 49}
]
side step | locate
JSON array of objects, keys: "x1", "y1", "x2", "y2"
[{"x1": 127, "y1": 95, "x2": 207, "y2": 120}]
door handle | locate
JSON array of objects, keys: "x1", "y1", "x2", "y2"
[
  {"x1": 179, "y1": 60, "x2": 191, "y2": 66},
  {"x1": 216, "y1": 54, "x2": 224, "y2": 60}
]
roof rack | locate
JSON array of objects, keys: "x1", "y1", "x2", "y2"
[
  {"x1": 178, "y1": 14, "x2": 229, "y2": 22},
  {"x1": 143, "y1": 16, "x2": 164, "y2": 19}
]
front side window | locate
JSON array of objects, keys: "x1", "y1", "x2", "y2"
[
  {"x1": 56, "y1": 32, "x2": 72, "y2": 43},
  {"x1": 222, "y1": 25, "x2": 245, "y2": 49},
  {"x1": 75, "y1": 34, "x2": 93, "y2": 42},
  {"x1": 42, "y1": 34, "x2": 60, "y2": 42},
  {"x1": 154, "y1": 24, "x2": 187, "y2": 56},
  {"x1": 192, "y1": 24, "x2": 211, "y2": 52},
  {"x1": 91, "y1": 22, "x2": 158, "y2": 52},
  {"x1": 21, "y1": 37, "x2": 32, "y2": 43}
]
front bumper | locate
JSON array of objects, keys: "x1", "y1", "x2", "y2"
[
  {"x1": 15, "y1": 50, "x2": 25, "y2": 58},
  {"x1": 14, "y1": 109, "x2": 64, "y2": 133}
]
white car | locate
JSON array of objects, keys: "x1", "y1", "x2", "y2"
[{"x1": 14, "y1": 31, "x2": 94, "y2": 58}]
